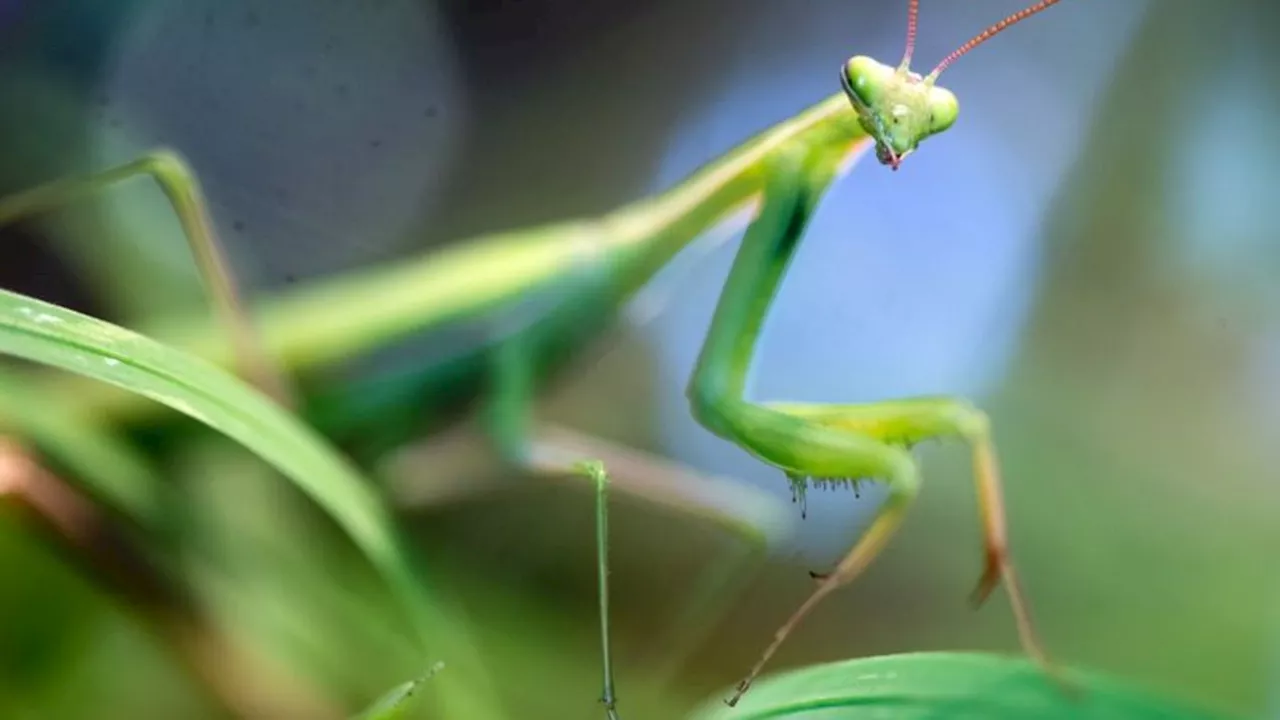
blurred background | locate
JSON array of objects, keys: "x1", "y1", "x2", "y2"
[{"x1": 1, "y1": 0, "x2": 1278, "y2": 718}]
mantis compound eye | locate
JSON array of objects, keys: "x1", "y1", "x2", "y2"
[
  {"x1": 926, "y1": 85, "x2": 959, "y2": 135},
  {"x1": 841, "y1": 55, "x2": 894, "y2": 112}
]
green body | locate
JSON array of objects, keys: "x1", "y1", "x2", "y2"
[{"x1": 37, "y1": 93, "x2": 867, "y2": 456}]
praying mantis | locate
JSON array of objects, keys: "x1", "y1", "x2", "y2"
[{"x1": 0, "y1": 0, "x2": 1074, "y2": 716}]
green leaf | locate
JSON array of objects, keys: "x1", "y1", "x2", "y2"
[
  {"x1": 0, "y1": 289, "x2": 507, "y2": 718},
  {"x1": 689, "y1": 652, "x2": 1239, "y2": 719},
  {"x1": 0, "y1": 289, "x2": 427, "y2": 621},
  {"x1": 353, "y1": 662, "x2": 445, "y2": 720}
]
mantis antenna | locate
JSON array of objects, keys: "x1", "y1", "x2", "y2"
[
  {"x1": 842, "y1": 0, "x2": 1066, "y2": 169},
  {"x1": 927, "y1": 0, "x2": 1064, "y2": 80},
  {"x1": 897, "y1": 0, "x2": 920, "y2": 71}
]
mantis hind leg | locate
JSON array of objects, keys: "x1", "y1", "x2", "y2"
[{"x1": 0, "y1": 150, "x2": 291, "y2": 404}]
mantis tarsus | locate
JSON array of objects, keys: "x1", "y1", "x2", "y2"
[{"x1": 0, "y1": 0, "x2": 1070, "y2": 715}]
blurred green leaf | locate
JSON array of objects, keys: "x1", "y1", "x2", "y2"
[
  {"x1": 353, "y1": 662, "x2": 444, "y2": 720},
  {"x1": 0, "y1": 288, "x2": 506, "y2": 718},
  {"x1": 690, "y1": 652, "x2": 1239, "y2": 719},
  {"x1": 0, "y1": 289, "x2": 424, "y2": 619}
]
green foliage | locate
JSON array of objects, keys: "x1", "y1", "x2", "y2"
[
  {"x1": 353, "y1": 662, "x2": 445, "y2": 720},
  {"x1": 690, "y1": 652, "x2": 1239, "y2": 720},
  {"x1": 0, "y1": 288, "x2": 506, "y2": 718},
  {"x1": 0, "y1": 288, "x2": 425, "y2": 622}
]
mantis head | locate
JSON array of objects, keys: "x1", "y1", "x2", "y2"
[
  {"x1": 843, "y1": 0, "x2": 1064, "y2": 170},
  {"x1": 840, "y1": 56, "x2": 957, "y2": 170}
]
